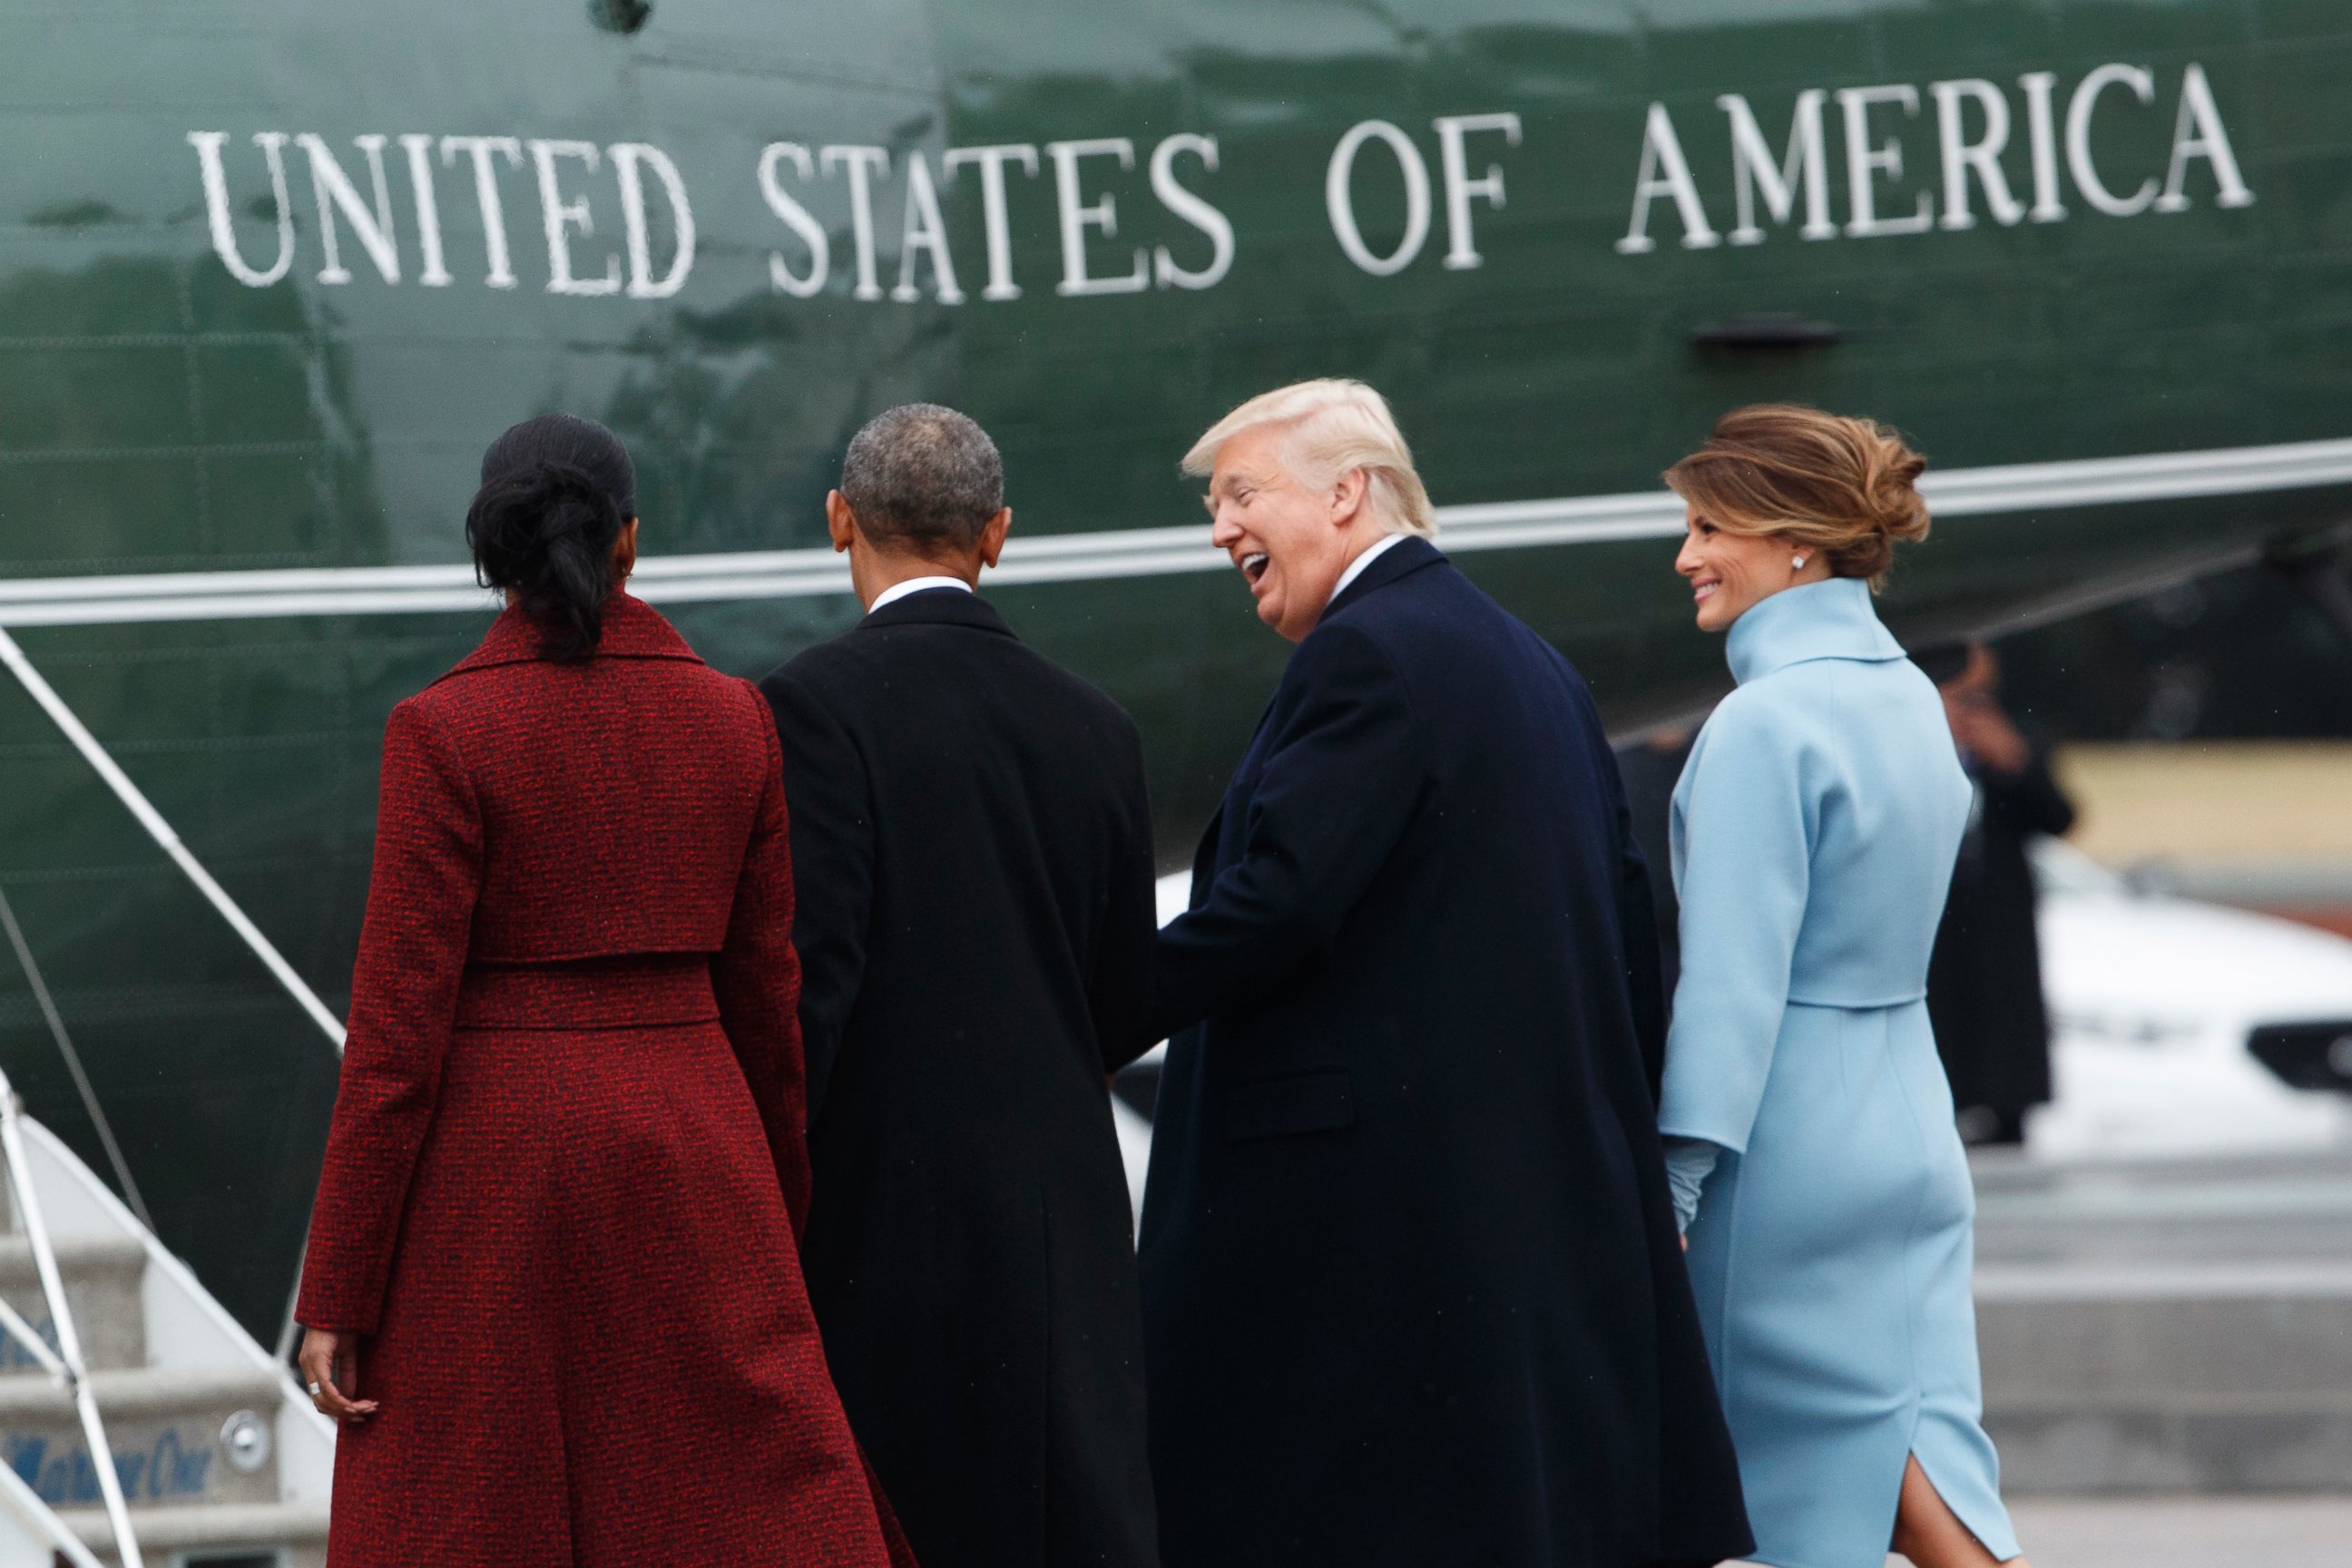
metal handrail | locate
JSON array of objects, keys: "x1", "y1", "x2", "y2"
[
  {"x1": 0, "y1": 1460, "x2": 105, "y2": 1568},
  {"x1": 0, "y1": 1293, "x2": 67, "y2": 1383},
  {"x1": 0, "y1": 626, "x2": 346, "y2": 1051},
  {"x1": 0, "y1": 1067, "x2": 143, "y2": 1568},
  {"x1": 0, "y1": 887, "x2": 153, "y2": 1230},
  {"x1": 0, "y1": 625, "x2": 350, "y2": 1366}
]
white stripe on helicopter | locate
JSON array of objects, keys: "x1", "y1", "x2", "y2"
[{"x1": 4, "y1": 435, "x2": 2352, "y2": 629}]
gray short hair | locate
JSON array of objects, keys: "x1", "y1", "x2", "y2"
[{"x1": 839, "y1": 404, "x2": 1004, "y2": 548}]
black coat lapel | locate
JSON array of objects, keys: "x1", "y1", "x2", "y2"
[{"x1": 1323, "y1": 534, "x2": 1445, "y2": 622}]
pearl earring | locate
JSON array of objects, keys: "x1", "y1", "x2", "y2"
[{"x1": 1792, "y1": 554, "x2": 1808, "y2": 571}]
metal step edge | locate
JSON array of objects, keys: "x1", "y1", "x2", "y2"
[
  {"x1": 0, "y1": 1366, "x2": 283, "y2": 1419},
  {"x1": 55, "y1": 1498, "x2": 331, "y2": 1548}
]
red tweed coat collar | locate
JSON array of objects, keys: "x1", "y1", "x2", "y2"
[{"x1": 439, "y1": 591, "x2": 702, "y2": 681}]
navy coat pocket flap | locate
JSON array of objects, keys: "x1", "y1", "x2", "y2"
[{"x1": 1224, "y1": 1069, "x2": 1355, "y2": 1142}]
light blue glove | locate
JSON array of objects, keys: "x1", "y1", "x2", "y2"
[{"x1": 1661, "y1": 1135, "x2": 1721, "y2": 1235}]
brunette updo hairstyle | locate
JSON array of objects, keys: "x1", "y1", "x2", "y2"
[
  {"x1": 1664, "y1": 405, "x2": 1930, "y2": 589},
  {"x1": 466, "y1": 415, "x2": 636, "y2": 661}
]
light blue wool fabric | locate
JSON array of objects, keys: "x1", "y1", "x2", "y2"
[{"x1": 1661, "y1": 577, "x2": 2020, "y2": 1568}]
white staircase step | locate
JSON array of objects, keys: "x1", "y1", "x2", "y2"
[
  {"x1": 0, "y1": 1367, "x2": 291, "y2": 1508},
  {"x1": 0, "y1": 1112, "x2": 338, "y2": 1568},
  {"x1": 58, "y1": 1497, "x2": 329, "y2": 1568},
  {"x1": 0, "y1": 1236, "x2": 146, "y2": 1372},
  {"x1": 0, "y1": 1238, "x2": 146, "y2": 1279},
  {"x1": 0, "y1": 1366, "x2": 283, "y2": 1422}
]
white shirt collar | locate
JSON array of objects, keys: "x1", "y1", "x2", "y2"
[
  {"x1": 867, "y1": 575, "x2": 975, "y2": 615},
  {"x1": 1327, "y1": 533, "x2": 1407, "y2": 609}
]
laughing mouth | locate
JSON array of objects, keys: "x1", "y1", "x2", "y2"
[
  {"x1": 1692, "y1": 578, "x2": 1720, "y2": 603},
  {"x1": 1241, "y1": 552, "x2": 1270, "y2": 585}
]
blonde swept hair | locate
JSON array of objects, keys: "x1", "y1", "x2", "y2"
[
  {"x1": 1665, "y1": 405, "x2": 1930, "y2": 589},
  {"x1": 1181, "y1": 379, "x2": 1436, "y2": 538}
]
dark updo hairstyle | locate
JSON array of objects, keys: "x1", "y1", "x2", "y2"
[
  {"x1": 1664, "y1": 404, "x2": 1930, "y2": 590},
  {"x1": 466, "y1": 414, "x2": 637, "y2": 661}
]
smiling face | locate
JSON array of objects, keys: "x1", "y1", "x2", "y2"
[
  {"x1": 1204, "y1": 422, "x2": 1375, "y2": 642},
  {"x1": 1674, "y1": 504, "x2": 1827, "y2": 632}
]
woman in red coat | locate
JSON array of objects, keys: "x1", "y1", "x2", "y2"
[{"x1": 295, "y1": 415, "x2": 908, "y2": 1568}]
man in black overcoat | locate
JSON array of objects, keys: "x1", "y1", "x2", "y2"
[
  {"x1": 1923, "y1": 642, "x2": 2078, "y2": 1145},
  {"x1": 762, "y1": 405, "x2": 1159, "y2": 1568},
  {"x1": 1142, "y1": 381, "x2": 1751, "y2": 1568}
]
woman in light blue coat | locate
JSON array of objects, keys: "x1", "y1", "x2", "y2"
[{"x1": 1657, "y1": 407, "x2": 2032, "y2": 1568}]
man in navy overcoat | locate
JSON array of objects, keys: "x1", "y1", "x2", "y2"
[{"x1": 1142, "y1": 381, "x2": 1752, "y2": 1568}]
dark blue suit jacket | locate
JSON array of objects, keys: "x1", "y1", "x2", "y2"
[{"x1": 1141, "y1": 538, "x2": 1751, "y2": 1568}]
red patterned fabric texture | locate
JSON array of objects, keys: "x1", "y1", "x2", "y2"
[{"x1": 298, "y1": 593, "x2": 912, "y2": 1568}]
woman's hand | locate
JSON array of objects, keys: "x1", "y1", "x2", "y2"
[{"x1": 299, "y1": 1328, "x2": 380, "y2": 1423}]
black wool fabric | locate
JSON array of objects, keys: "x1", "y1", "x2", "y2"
[
  {"x1": 1142, "y1": 538, "x2": 1753, "y2": 1568},
  {"x1": 763, "y1": 587, "x2": 1159, "y2": 1568},
  {"x1": 1928, "y1": 744, "x2": 2077, "y2": 1132}
]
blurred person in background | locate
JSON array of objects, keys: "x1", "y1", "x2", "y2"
[
  {"x1": 1659, "y1": 406, "x2": 2031, "y2": 1568},
  {"x1": 1918, "y1": 642, "x2": 2078, "y2": 1148},
  {"x1": 1618, "y1": 727, "x2": 1696, "y2": 1005}
]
